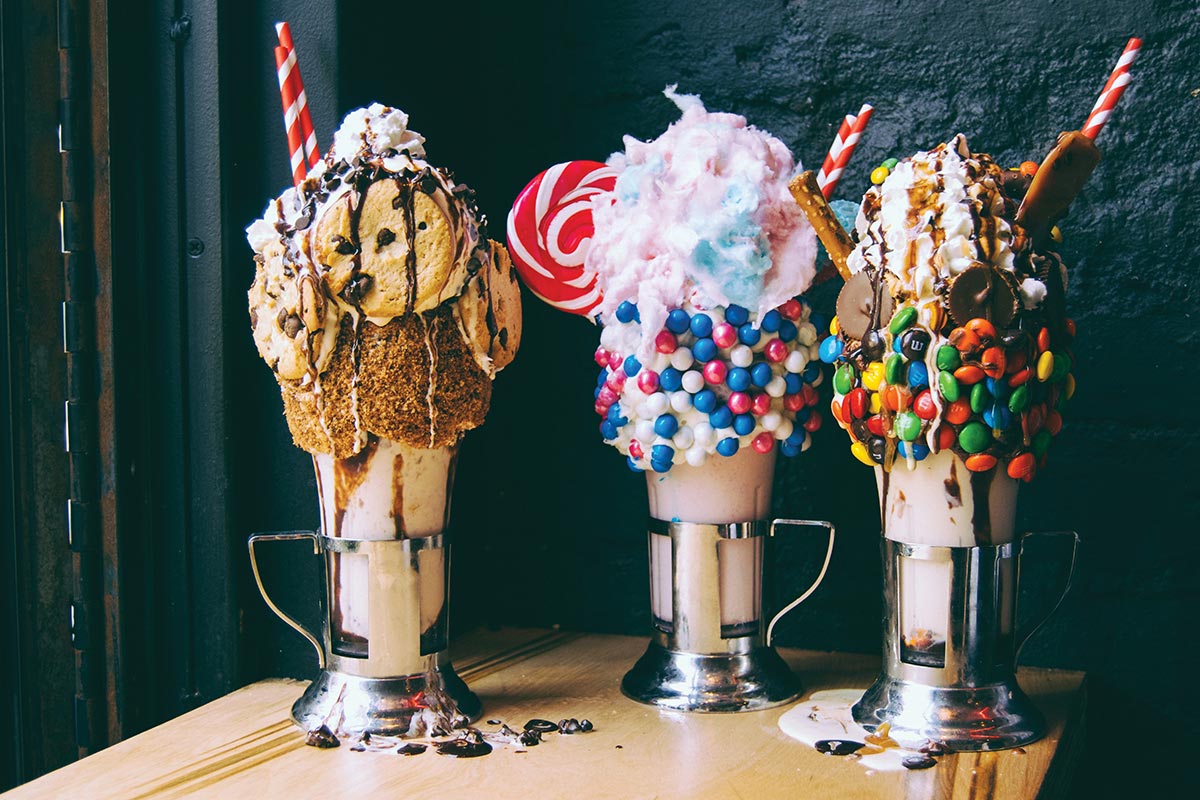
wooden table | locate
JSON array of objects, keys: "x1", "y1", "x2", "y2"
[{"x1": 4, "y1": 628, "x2": 1085, "y2": 799}]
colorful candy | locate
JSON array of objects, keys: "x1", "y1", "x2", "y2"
[
  {"x1": 506, "y1": 160, "x2": 616, "y2": 316},
  {"x1": 598, "y1": 296, "x2": 827, "y2": 472}
]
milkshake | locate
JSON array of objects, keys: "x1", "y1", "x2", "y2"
[
  {"x1": 246, "y1": 102, "x2": 520, "y2": 732},
  {"x1": 507, "y1": 87, "x2": 834, "y2": 710},
  {"x1": 810, "y1": 136, "x2": 1078, "y2": 661},
  {"x1": 801, "y1": 132, "x2": 1091, "y2": 749}
]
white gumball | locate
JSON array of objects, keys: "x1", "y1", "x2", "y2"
[
  {"x1": 681, "y1": 370, "x2": 705, "y2": 394},
  {"x1": 730, "y1": 345, "x2": 753, "y2": 367},
  {"x1": 692, "y1": 421, "x2": 716, "y2": 448},
  {"x1": 686, "y1": 446, "x2": 708, "y2": 467},
  {"x1": 673, "y1": 425, "x2": 695, "y2": 450},
  {"x1": 670, "y1": 348, "x2": 694, "y2": 371},
  {"x1": 785, "y1": 350, "x2": 807, "y2": 374}
]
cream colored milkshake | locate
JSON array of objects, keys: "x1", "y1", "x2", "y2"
[
  {"x1": 875, "y1": 450, "x2": 1019, "y2": 667},
  {"x1": 646, "y1": 448, "x2": 775, "y2": 630},
  {"x1": 314, "y1": 439, "x2": 455, "y2": 653}
]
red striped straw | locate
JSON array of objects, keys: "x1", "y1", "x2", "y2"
[
  {"x1": 274, "y1": 45, "x2": 307, "y2": 186},
  {"x1": 816, "y1": 103, "x2": 874, "y2": 198},
  {"x1": 1081, "y1": 37, "x2": 1141, "y2": 141},
  {"x1": 274, "y1": 22, "x2": 320, "y2": 186}
]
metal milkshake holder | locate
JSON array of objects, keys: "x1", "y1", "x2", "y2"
[
  {"x1": 853, "y1": 531, "x2": 1080, "y2": 751},
  {"x1": 621, "y1": 517, "x2": 836, "y2": 713},
  {"x1": 248, "y1": 530, "x2": 479, "y2": 735}
]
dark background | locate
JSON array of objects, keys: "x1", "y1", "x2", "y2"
[{"x1": 3, "y1": 0, "x2": 1194, "y2": 795}]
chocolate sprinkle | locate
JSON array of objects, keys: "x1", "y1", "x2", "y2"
[
  {"x1": 815, "y1": 739, "x2": 866, "y2": 756},
  {"x1": 436, "y1": 736, "x2": 493, "y2": 758},
  {"x1": 902, "y1": 755, "x2": 938, "y2": 770},
  {"x1": 524, "y1": 719, "x2": 559, "y2": 733},
  {"x1": 304, "y1": 725, "x2": 340, "y2": 749}
]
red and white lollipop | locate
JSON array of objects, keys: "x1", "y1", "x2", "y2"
[{"x1": 507, "y1": 160, "x2": 616, "y2": 317}]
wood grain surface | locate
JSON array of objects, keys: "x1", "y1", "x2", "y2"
[{"x1": 3, "y1": 628, "x2": 1084, "y2": 799}]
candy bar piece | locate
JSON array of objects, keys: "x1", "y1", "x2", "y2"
[
  {"x1": 1015, "y1": 131, "x2": 1101, "y2": 244},
  {"x1": 788, "y1": 170, "x2": 853, "y2": 281}
]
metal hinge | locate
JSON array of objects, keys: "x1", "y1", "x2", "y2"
[{"x1": 58, "y1": 0, "x2": 106, "y2": 755}]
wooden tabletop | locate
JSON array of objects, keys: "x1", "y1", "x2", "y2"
[{"x1": 4, "y1": 628, "x2": 1085, "y2": 799}]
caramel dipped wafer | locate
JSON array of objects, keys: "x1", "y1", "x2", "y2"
[{"x1": 1015, "y1": 131, "x2": 1101, "y2": 245}]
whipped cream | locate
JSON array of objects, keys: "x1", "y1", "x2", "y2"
[{"x1": 847, "y1": 135, "x2": 1015, "y2": 327}]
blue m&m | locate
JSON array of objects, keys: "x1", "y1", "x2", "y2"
[
  {"x1": 659, "y1": 367, "x2": 683, "y2": 392},
  {"x1": 716, "y1": 437, "x2": 740, "y2": 457},
  {"x1": 733, "y1": 414, "x2": 756, "y2": 436},
  {"x1": 726, "y1": 304, "x2": 749, "y2": 326},
  {"x1": 761, "y1": 309, "x2": 781, "y2": 333}
]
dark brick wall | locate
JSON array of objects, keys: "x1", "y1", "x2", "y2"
[{"x1": 242, "y1": 1, "x2": 1195, "y2": 794}]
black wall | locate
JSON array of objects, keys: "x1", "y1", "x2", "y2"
[{"x1": 230, "y1": 1, "x2": 1196, "y2": 795}]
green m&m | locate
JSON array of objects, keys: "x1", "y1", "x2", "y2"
[{"x1": 958, "y1": 422, "x2": 992, "y2": 454}]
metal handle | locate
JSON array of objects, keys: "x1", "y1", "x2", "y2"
[
  {"x1": 1015, "y1": 530, "x2": 1080, "y2": 658},
  {"x1": 248, "y1": 531, "x2": 326, "y2": 669},
  {"x1": 765, "y1": 519, "x2": 836, "y2": 646}
]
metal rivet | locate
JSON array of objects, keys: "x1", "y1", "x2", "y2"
[{"x1": 186, "y1": 238, "x2": 205, "y2": 257}]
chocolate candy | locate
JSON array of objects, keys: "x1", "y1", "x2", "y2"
[
  {"x1": 938, "y1": 370, "x2": 960, "y2": 402},
  {"x1": 947, "y1": 265, "x2": 1018, "y2": 328},
  {"x1": 970, "y1": 382, "x2": 990, "y2": 414},
  {"x1": 835, "y1": 270, "x2": 894, "y2": 341},
  {"x1": 1008, "y1": 384, "x2": 1030, "y2": 414},
  {"x1": 861, "y1": 362, "x2": 885, "y2": 392},
  {"x1": 907, "y1": 361, "x2": 929, "y2": 389},
  {"x1": 885, "y1": 354, "x2": 904, "y2": 385},
  {"x1": 902, "y1": 755, "x2": 937, "y2": 770},
  {"x1": 895, "y1": 411, "x2": 922, "y2": 442},
  {"x1": 958, "y1": 421, "x2": 991, "y2": 454},
  {"x1": 913, "y1": 389, "x2": 937, "y2": 420},
  {"x1": 889, "y1": 305, "x2": 917, "y2": 335},
  {"x1": 833, "y1": 364, "x2": 856, "y2": 395},
  {"x1": 899, "y1": 329, "x2": 931, "y2": 361},
  {"x1": 1008, "y1": 452, "x2": 1036, "y2": 480},
  {"x1": 860, "y1": 328, "x2": 887, "y2": 361}
]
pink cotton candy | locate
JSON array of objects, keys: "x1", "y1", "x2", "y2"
[{"x1": 586, "y1": 86, "x2": 817, "y2": 358}]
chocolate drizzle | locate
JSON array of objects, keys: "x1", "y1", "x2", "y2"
[
  {"x1": 969, "y1": 469, "x2": 995, "y2": 545},
  {"x1": 944, "y1": 458, "x2": 963, "y2": 509}
]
